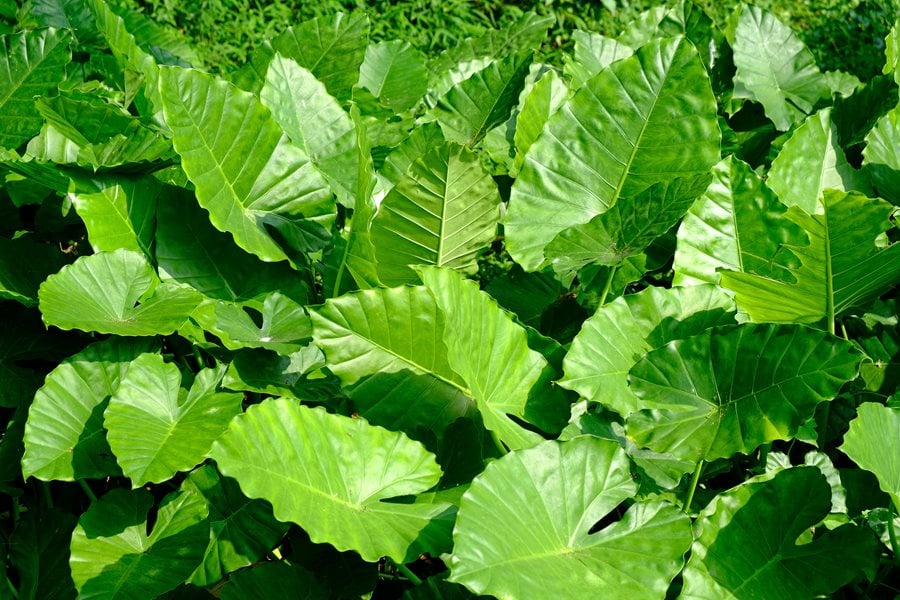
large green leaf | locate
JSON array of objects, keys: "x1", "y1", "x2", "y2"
[
  {"x1": 0, "y1": 28, "x2": 70, "y2": 150},
  {"x1": 370, "y1": 142, "x2": 501, "y2": 285},
  {"x1": 310, "y1": 285, "x2": 475, "y2": 438},
  {"x1": 358, "y1": 40, "x2": 428, "y2": 112},
  {"x1": 672, "y1": 156, "x2": 803, "y2": 285},
  {"x1": 721, "y1": 191, "x2": 900, "y2": 324},
  {"x1": 504, "y1": 36, "x2": 720, "y2": 270},
  {"x1": 158, "y1": 66, "x2": 334, "y2": 263},
  {"x1": 184, "y1": 465, "x2": 289, "y2": 587},
  {"x1": 767, "y1": 107, "x2": 871, "y2": 213},
  {"x1": 841, "y1": 403, "x2": 900, "y2": 511},
  {"x1": 863, "y1": 103, "x2": 900, "y2": 204},
  {"x1": 0, "y1": 237, "x2": 68, "y2": 307},
  {"x1": 729, "y1": 5, "x2": 830, "y2": 130},
  {"x1": 69, "y1": 488, "x2": 209, "y2": 600},
  {"x1": 420, "y1": 267, "x2": 565, "y2": 449},
  {"x1": 155, "y1": 188, "x2": 308, "y2": 303},
  {"x1": 235, "y1": 12, "x2": 368, "y2": 100},
  {"x1": 449, "y1": 437, "x2": 692, "y2": 598},
  {"x1": 210, "y1": 399, "x2": 451, "y2": 562},
  {"x1": 68, "y1": 176, "x2": 159, "y2": 256},
  {"x1": 560, "y1": 285, "x2": 734, "y2": 416},
  {"x1": 545, "y1": 175, "x2": 711, "y2": 278},
  {"x1": 431, "y1": 51, "x2": 532, "y2": 147},
  {"x1": 104, "y1": 355, "x2": 243, "y2": 487},
  {"x1": 261, "y1": 54, "x2": 360, "y2": 209},
  {"x1": 38, "y1": 249, "x2": 202, "y2": 336},
  {"x1": 22, "y1": 337, "x2": 154, "y2": 480},
  {"x1": 626, "y1": 324, "x2": 863, "y2": 463},
  {"x1": 681, "y1": 468, "x2": 880, "y2": 599}
]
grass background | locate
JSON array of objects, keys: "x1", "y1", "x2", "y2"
[{"x1": 120, "y1": 0, "x2": 898, "y2": 80}]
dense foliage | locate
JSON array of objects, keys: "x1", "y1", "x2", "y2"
[{"x1": 0, "y1": 0, "x2": 899, "y2": 598}]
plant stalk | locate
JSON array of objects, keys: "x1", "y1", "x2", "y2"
[
  {"x1": 684, "y1": 460, "x2": 704, "y2": 514},
  {"x1": 888, "y1": 506, "x2": 900, "y2": 567},
  {"x1": 78, "y1": 479, "x2": 98, "y2": 503},
  {"x1": 388, "y1": 558, "x2": 422, "y2": 586},
  {"x1": 597, "y1": 264, "x2": 618, "y2": 307}
]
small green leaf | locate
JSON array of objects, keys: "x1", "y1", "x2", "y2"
[
  {"x1": 38, "y1": 249, "x2": 202, "y2": 336},
  {"x1": 358, "y1": 40, "x2": 428, "y2": 112},
  {"x1": 210, "y1": 399, "x2": 451, "y2": 562},
  {"x1": 68, "y1": 176, "x2": 159, "y2": 256},
  {"x1": 104, "y1": 354, "x2": 243, "y2": 487}
]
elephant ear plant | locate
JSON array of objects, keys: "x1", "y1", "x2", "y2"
[{"x1": 0, "y1": 0, "x2": 898, "y2": 597}]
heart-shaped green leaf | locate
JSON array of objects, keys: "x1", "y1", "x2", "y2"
[
  {"x1": 104, "y1": 354, "x2": 243, "y2": 486},
  {"x1": 38, "y1": 249, "x2": 202, "y2": 336},
  {"x1": 627, "y1": 324, "x2": 863, "y2": 463},
  {"x1": 210, "y1": 399, "x2": 451, "y2": 562},
  {"x1": 69, "y1": 488, "x2": 209, "y2": 599},
  {"x1": 450, "y1": 437, "x2": 692, "y2": 598}
]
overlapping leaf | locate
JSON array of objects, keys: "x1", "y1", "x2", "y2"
[
  {"x1": 450, "y1": 437, "x2": 692, "y2": 599},
  {"x1": 767, "y1": 107, "x2": 871, "y2": 212},
  {"x1": 681, "y1": 468, "x2": 880, "y2": 599},
  {"x1": 370, "y1": 142, "x2": 501, "y2": 285},
  {"x1": 431, "y1": 51, "x2": 532, "y2": 147},
  {"x1": 104, "y1": 355, "x2": 243, "y2": 486},
  {"x1": 729, "y1": 5, "x2": 830, "y2": 130},
  {"x1": 560, "y1": 285, "x2": 734, "y2": 415},
  {"x1": 626, "y1": 324, "x2": 863, "y2": 463},
  {"x1": 358, "y1": 40, "x2": 429, "y2": 112},
  {"x1": 69, "y1": 489, "x2": 209, "y2": 599},
  {"x1": 673, "y1": 156, "x2": 803, "y2": 285},
  {"x1": 210, "y1": 399, "x2": 451, "y2": 562},
  {"x1": 158, "y1": 66, "x2": 334, "y2": 263},
  {"x1": 261, "y1": 54, "x2": 361, "y2": 209},
  {"x1": 504, "y1": 36, "x2": 720, "y2": 270},
  {"x1": 721, "y1": 191, "x2": 900, "y2": 324},
  {"x1": 863, "y1": 103, "x2": 900, "y2": 204},
  {"x1": 38, "y1": 249, "x2": 202, "y2": 336},
  {"x1": 841, "y1": 403, "x2": 900, "y2": 511},
  {"x1": 68, "y1": 176, "x2": 159, "y2": 256},
  {"x1": 0, "y1": 28, "x2": 71, "y2": 150}
]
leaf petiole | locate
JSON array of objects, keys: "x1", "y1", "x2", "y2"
[
  {"x1": 684, "y1": 460, "x2": 704, "y2": 514},
  {"x1": 387, "y1": 558, "x2": 422, "y2": 586}
]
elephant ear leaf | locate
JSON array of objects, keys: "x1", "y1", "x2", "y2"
[
  {"x1": 720, "y1": 191, "x2": 900, "y2": 325},
  {"x1": 38, "y1": 249, "x2": 202, "y2": 336},
  {"x1": 0, "y1": 28, "x2": 71, "y2": 150},
  {"x1": 158, "y1": 65, "x2": 334, "y2": 263},
  {"x1": 450, "y1": 438, "x2": 692, "y2": 599},
  {"x1": 626, "y1": 324, "x2": 863, "y2": 464},
  {"x1": 503, "y1": 36, "x2": 719, "y2": 270},
  {"x1": 210, "y1": 399, "x2": 451, "y2": 563},
  {"x1": 682, "y1": 468, "x2": 880, "y2": 599},
  {"x1": 841, "y1": 403, "x2": 900, "y2": 511},
  {"x1": 69, "y1": 488, "x2": 210, "y2": 599},
  {"x1": 729, "y1": 5, "x2": 829, "y2": 130}
]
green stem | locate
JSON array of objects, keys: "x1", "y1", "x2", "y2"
[
  {"x1": 684, "y1": 460, "x2": 704, "y2": 514},
  {"x1": 839, "y1": 320, "x2": 850, "y2": 341},
  {"x1": 388, "y1": 558, "x2": 422, "y2": 586},
  {"x1": 888, "y1": 506, "x2": 900, "y2": 567},
  {"x1": 192, "y1": 344, "x2": 204, "y2": 369},
  {"x1": 597, "y1": 264, "x2": 618, "y2": 307},
  {"x1": 78, "y1": 479, "x2": 98, "y2": 503}
]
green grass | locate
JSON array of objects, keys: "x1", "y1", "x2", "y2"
[{"x1": 123, "y1": 0, "x2": 896, "y2": 79}]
